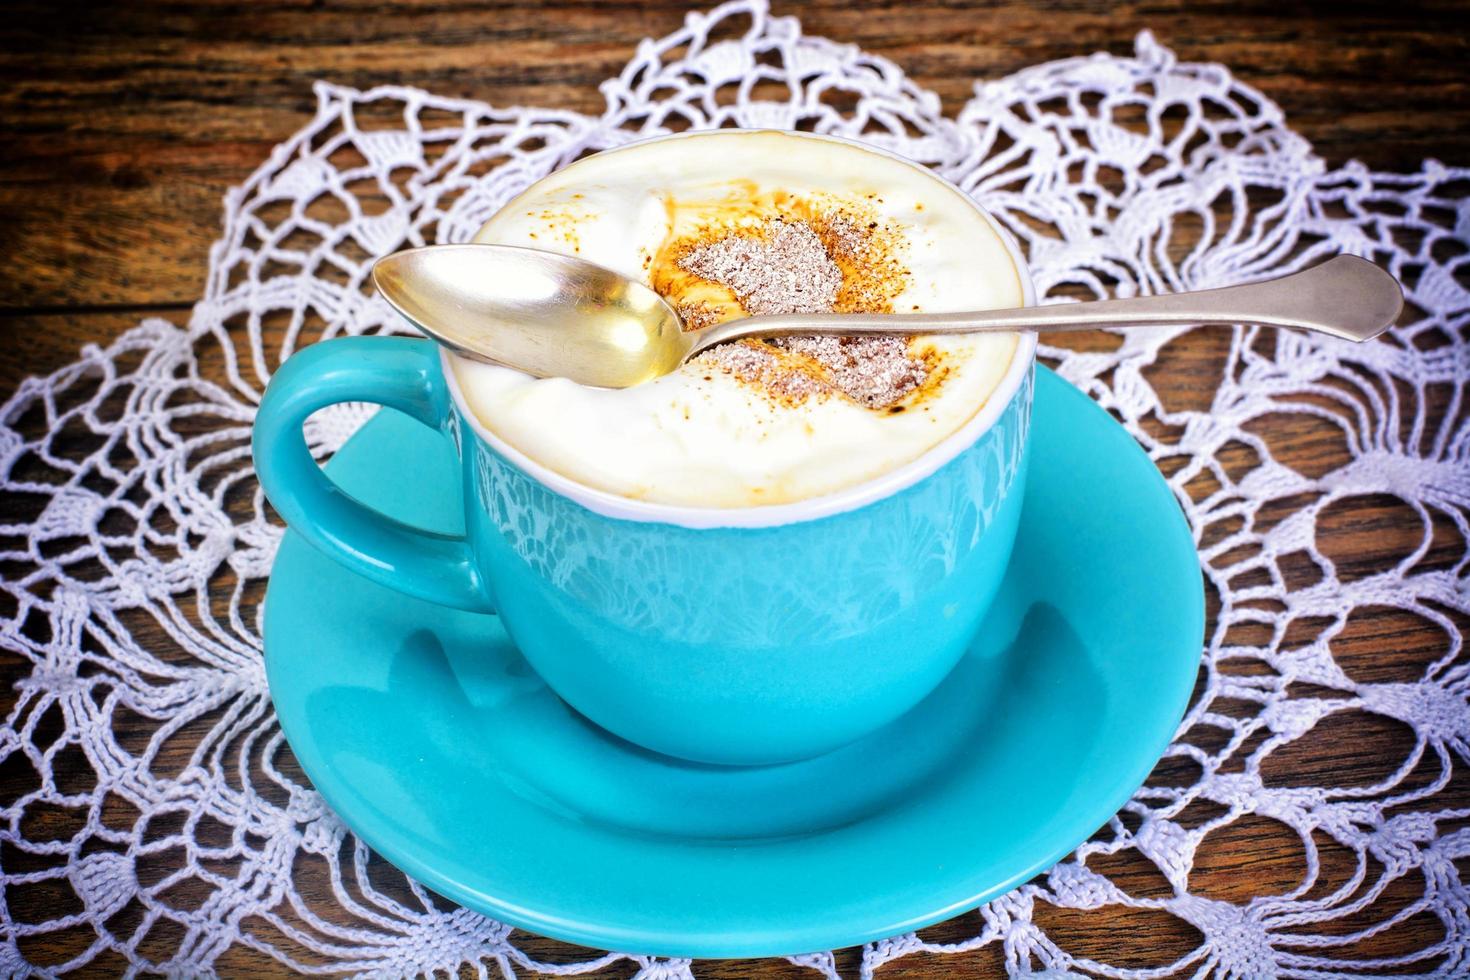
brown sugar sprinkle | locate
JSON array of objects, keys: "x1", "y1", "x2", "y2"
[
  {"x1": 676, "y1": 210, "x2": 930, "y2": 409},
  {"x1": 680, "y1": 221, "x2": 842, "y2": 316},
  {"x1": 820, "y1": 213, "x2": 867, "y2": 260},
  {"x1": 698, "y1": 339, "x2": 833, "y2": 405},
  {"x1": 676, "y1": 301, "x2": 722, "y2": 332},
  {"x1": 773, "y1": 335, "x2": 929, "y2": 409}
]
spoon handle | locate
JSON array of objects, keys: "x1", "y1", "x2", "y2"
[{"x1": 691, "y1": 255, "x2": 1402, "y2": 351}]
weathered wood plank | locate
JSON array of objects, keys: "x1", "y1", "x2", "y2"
[{"x1": 2, "y1": 1, "x2": 1465, "y2": 308}]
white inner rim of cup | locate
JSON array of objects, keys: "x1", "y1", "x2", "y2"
[{"x1": 437, "y1": 130, "x2": 1039, "y2": 530}]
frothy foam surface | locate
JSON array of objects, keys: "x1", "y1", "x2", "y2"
[{"x1": 451, "y1": 131, "x2": 1023, "y2": 507}]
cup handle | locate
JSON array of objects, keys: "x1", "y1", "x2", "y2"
[{"x1": 252, "y1": 336, "x2": 494, "y2": 612}]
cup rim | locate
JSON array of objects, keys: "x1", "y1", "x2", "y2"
[{"x1": 438, "y1": 129, "x2": 1038, "y2": 529}]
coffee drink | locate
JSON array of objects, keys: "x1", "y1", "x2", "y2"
[{"x1": 450, "y1": 130, "x2": 1023, "y2": 507}]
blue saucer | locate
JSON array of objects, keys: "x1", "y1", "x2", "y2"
[{"x1": 263, "y1": 366, "x2": 1203, "y2": 958}]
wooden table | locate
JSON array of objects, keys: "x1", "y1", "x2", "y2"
[{"x1": 2, "y1": 1, "x2": 1465, "y2": 975}]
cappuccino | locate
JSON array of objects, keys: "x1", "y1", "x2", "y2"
[{"x1": 450, "y1": 131, "x2": 1023, "y2": 507}]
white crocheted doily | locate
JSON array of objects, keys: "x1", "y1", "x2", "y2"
[{"x1": 2, "y1": 1, "x2": 1467, "y2": 976}]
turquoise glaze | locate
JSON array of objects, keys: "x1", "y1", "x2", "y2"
[
  {"x1": 261, "y1": 367, "x2": 1205, "y2": 957},
  {"x1": 253, "y1": 336, "x2": 1033, "y2": 764}
]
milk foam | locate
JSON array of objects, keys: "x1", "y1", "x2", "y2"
[{"x1": 451, "y1": 131, "x2": 1023, "y2": 507}]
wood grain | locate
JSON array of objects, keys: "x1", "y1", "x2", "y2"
[
  {"x1": 1, "y1": 1, "x2": 1465, "y2": 976},
  {"x1": 3, "y1": 0, "x2": 1467, "y2": 318}
]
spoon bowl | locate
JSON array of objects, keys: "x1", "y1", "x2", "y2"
[
  {"x1": 373, "y1": 245, "x2": 693, "y2": 388},
  {"x1": 373, "y1": 244, "x2": 1403, "y2": 389}
]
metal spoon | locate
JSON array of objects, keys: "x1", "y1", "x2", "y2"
[{"x1": 372, "y1": 244, "x2": 1403, "y2": 389}]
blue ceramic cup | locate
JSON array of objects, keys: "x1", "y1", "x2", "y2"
[{"x1": 253, "y1": 220, "x2": 1036, "y2": 768}]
